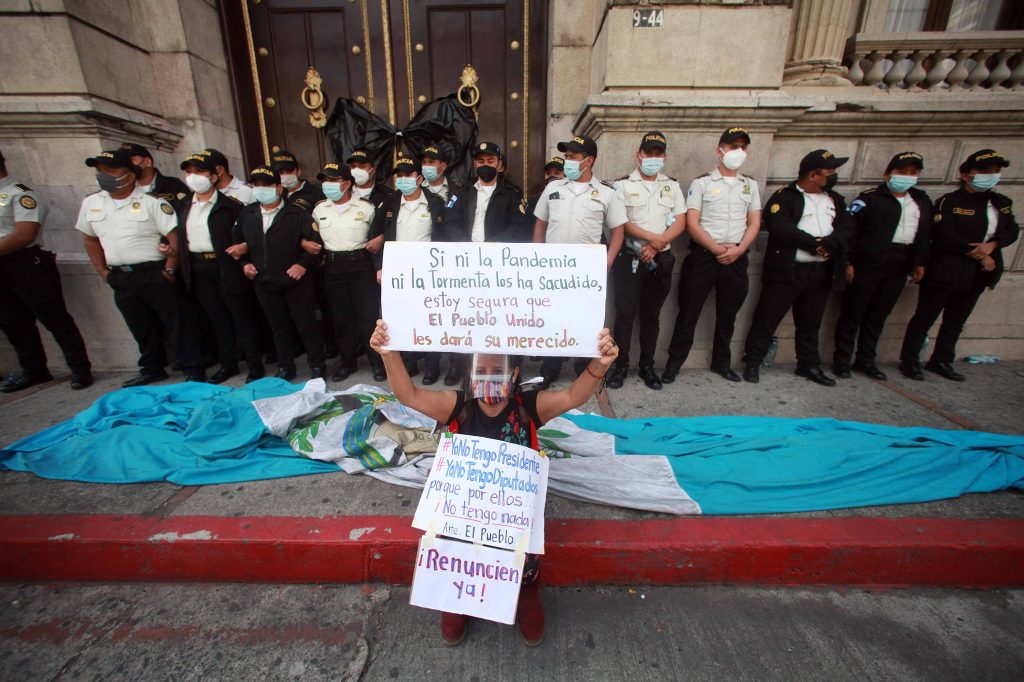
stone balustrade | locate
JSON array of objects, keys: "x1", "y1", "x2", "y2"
[{"x1": 845, "y1": 31, "x2": 1024, "y2": 90}]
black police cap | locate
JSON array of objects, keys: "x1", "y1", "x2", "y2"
[
  {"x1": 639, "y1": 132, "x2": 667, "y2": 152},
  {"x1": 271, "y1": 150, "x2": 299, "y2": 171},
  {"x1": 200, "y1": 148, "x2": 230, "y2": 172},
  {"x1": 473, "y1": 141, "x2": 503, "y2": 158},
  {"x1": 120, "y1": 142, "x2": 152, "y2": 160},
  {"x1": 180, "y1": 153, "x2": 218, "y2": 173},
  {"x1": 392, "y1": 157, "x2": 419, "y2": 174},
  {"x1": 346, "y1": 147, "x2": 372, "y2": 164},
  {"x1": 557, "y1": 135, "x2": 597, "y2": 157},
  {"x1": 86, "y1": 149, "x2": 141, "y2": 174},
  {"x1": 719, "y1": 127, "x2": 751, "y2": 145},
  {"x1": 421, "y1": 145, "x2": 450, "y2": 163},
  {"x1": 799, "y1": 149, "x2": 849, "y2": 176},
  {"x1": 543, "y1": 156, "x2": 565, "y2": 172},
  {"x1": 960, "y1": 149, "x2": 1010, "y2": 173},
  {"x1": 317, "y1": 162, "x2": 353, "y2": 182},
  {"x1": 885, "y1": 151, "x2": 924, "y2": 174},
  {"x1": 248, "y1": 165, "x2": 281, "y2": 184}
]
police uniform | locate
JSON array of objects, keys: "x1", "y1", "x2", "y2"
[
  {"x1": 376, "y1": 158, "x2": 447, "y2": 379},
  {"x1": 742, "y1": 150, "x2": 854, "y2": 385},
  {"x1": 235, "y1": 165, "x2": 326, "y2": 378},
  {"x1": 77, "y1": 150, "x2": 204, "y2": 381},
  {"x1": 120, "y1": 143, "x2": 188, "y2": 203},
  {"x1": 420, "y1": 145, "x2": 463, "y2": 202},
  {"x1": 899, "y1": 150, "x2": 1019, "y2": 381},
  {"x1": 665, "y1": 164, "x2": 760, "y2": 379},
  {"x1": 0, "y1": 172, "x2": 91, "y2": 390},
  {"x1": 313, "y1": 163, "x2": 382, "y2": 380},
  {"x1": 533, "y1": 135, "x2": 628, "y2": 383},
  {"x1": 610, "y1": 136, "x2": 685, "y2": 384},
  {"x1": 525, "y1": 157, "x2": 565, "y2": 219},
  {"x1": 273, "y1": 150, "x2": 325, "y2": 213},
  {"x1": 175, "y1": 153, "x2": 263, "y2": 383},
  {"x1": 833, "y1": 152, "x2": 932, "y2": 378}
]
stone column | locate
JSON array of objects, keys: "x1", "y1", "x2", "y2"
[{"x1": 783, "y1": 0, "x2": 858, "y2": 85}]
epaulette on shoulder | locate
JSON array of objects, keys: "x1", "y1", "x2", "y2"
[
  {"x1": 313, "y1": 199, "x2": 330, "y2": 208},
  {"x1": 862, "y1": 188, "x2": 877, "y2": 194},
  {"x1": 222, "y1": 193, "x2": 242, "y2": 205},
  {"x1": 666, "y1": 175, "x2": 678, "y2": 182},
  {"x1": 694, "y1": 172, "x2": 711, "y2": 180},
  {"x1": 600, "y1": 179, "x2": 615, "y2": 188},
  {"x1": 14, "y1": 183, "x2": 32, "y2": 192},
  {"x1": 615, "y1": 175, "x2": 630, "y2": 182}
]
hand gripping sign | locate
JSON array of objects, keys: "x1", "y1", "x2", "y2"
[
  {"x1": 410, "y1": 433, "x2": 549, "y2": 623},
  {"x1": 381, "y1": 242, "x2": 606, "y2": 357}
]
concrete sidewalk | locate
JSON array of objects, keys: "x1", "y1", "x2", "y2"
[{"x1": 0, "y1": 359, "x2": 1022, "y2": 586}]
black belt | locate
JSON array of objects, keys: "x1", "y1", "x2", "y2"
[
  {"x1": 108, "y1": 261, "x2": 164, "y2": 273},
  {"x1": 325, "y1": 249, "x2": 369, "y2": 262},
  {"x1": 189, "y1": 252, "x2": 218, "y2": 261}
]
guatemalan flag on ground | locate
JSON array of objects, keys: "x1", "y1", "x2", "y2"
[{"x1": 2, "y1": 380, "x2": 1023, "y2": 515}]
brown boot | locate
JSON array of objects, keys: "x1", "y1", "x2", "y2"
[
  {"x1": 440, "y1": 611, "x2": 467, "y2": 645},
  {"x1": 516, "y1": 580, "x2": 544, "y2": 646}
]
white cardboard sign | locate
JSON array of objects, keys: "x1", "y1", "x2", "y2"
[
  {"x1": 380, "y1": 241, "x2": 606, "y2": 356},
  {"x1": 412, "y1": 432, "x2": 548, "y2": 555},
  {"x1": 409, "y1": 535, "x2": 522, "y2": 624}
]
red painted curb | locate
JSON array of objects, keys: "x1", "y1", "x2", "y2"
[{"x1": 2, "y1": 515, "x2": 1022, "y2": 587}]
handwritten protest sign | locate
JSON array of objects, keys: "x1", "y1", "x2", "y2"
[
  {"x1": 380, "y1": 241, "x2": 606, "y2": 356},
  {"x1": 409, "y1": 535, "x2": 522, "y2": 624},
  {"x1": 412, "y1": 432, "x2": 548, "y2": 554}
]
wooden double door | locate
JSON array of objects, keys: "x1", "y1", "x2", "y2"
[{"x1": 220, "y1": 0, "x2": 547, "y2": 192}]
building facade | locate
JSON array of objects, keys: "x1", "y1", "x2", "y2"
[{"x1": 1, "y1": 0, "x2": 1022, "y2": 369}]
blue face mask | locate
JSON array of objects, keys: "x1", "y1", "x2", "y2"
[
  {"x1": 970, "y1": 173, "x2": 1000, "y2": 191},
  {"x1": 421, "y1": 165, "x2": 440, "y2": 182},
  {"x1": 886, "y1": 174, "x2": 917, "y2": 193},
  {"x1": 322, "y1": 181, "x2": 345, "y2": 202},
  {"x1": 252, "y1": 186, "x2": 279, "y2": 205},
  {"x1": 395, "y1": 176, "x2": 419, "y2": 196},
  {"x1": 640, "y1": 157, "x2": 664, "y2": 177},
  {"x1": 564, "y1": 159, "x2": 583, "y2": 181}
]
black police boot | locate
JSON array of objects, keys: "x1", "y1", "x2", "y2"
[
  {"x1": 898, "y1": 360, "x2": 925, "y2": 381},
  {"x1": 122, "y1": 370, "x2": 169, "y2": 388},
  {"x1": 605, "y1": 363, "x2": 628, "y2": 389},
  {"x1": 743, "y1": 363, "x2": 760, "y2": 384},
  {"x1": 711, "y1": 366, "x2": 741, "y2": 383},
  {"x1": 208, "y1": 366, "x2": 240, "y2": 384},
  {"x1": 70, "y1": 372, "x2": 93, "y2": 390},
  {"x1": 661, "y1": 359, "x2": 683, "y2": 384},
  {"x1": 274, "y1": 366, "x2": 298, "y2": 381},
  {"x1": 638, "y1": 365, "x2": 662, "y2": 391},
  {"x1": 925, "y1": 361, "x2": 966, "y2": 382},
  {"x1": 0, "y1": 370, "x2": 53, "y2": 393},
  {"x1": 795, "y1": 366, "x2": 836, "y2": 387},
  {"x1": 852, "y1": 361, "x2": 887, "y2": 381}
]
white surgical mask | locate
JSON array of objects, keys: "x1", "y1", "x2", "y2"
[
  {"x1": 421, "y1": 165, "x2": 440, "y2": 182},
  {"x1": 351, "y1": 168, "x2": 370, "y2": 185},
  {"x1": 720, "y1": 148, "x2": 747, "y2": 171},
  {"x1": 280, "y1": 173, "x2": 299, "y2": 190},
  {"x1": 322, "y1": 181, "x2": 345, "y2": 202},
  {"x1": 639, "y1": 157, "x2": 664, "y2": 176},
  {"x1": 185, "y1": 173, "x2": 213, "y2": 194},
  {"x1": 252, "y1": 186, "x2": 279, "y2": 205},
  {"x1": 564, "y1": 159, "x2": 583, "y2": 181}
]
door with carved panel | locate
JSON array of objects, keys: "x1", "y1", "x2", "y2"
[{"x1": 220, "y1": 0, "x2": 547, "y2": 192}]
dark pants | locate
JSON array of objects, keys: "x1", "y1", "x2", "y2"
[
  {"x1": 743, "y1": 262, "x2": 831, "y2": 370},
  {"x1": 189, "y1": 256, "x2": 239, "y2": 370},
  {"x1": 899, "y1": 277, "x2": 986, "y2": 365},
  {"x1": 323, "y1": 251, "x2": 381, "y2": 371},
  {"x1": 667, "y1": 248, "x2": 748, "y2": 370},
  {"x1": 314, "y1": 264, "x2": 338, "y2": 354},
  {"x1": 255, "y1": 275, "x2": 325, "y2": 371},
  {"x1": 833, "y1": 247, "x2": 912, "y2": 368},
  {"x1": 612, "y1": 249, "x2": 674, "y2": 369},
  {"x1": 223, "y1": 287, "x2": 266, "y2": 369},
  {"x1": 0, "y1": 246, "x2": 90, "y2": 376},
  {"x1": 107, "y1": 264, "x2": 203, "y2": 376},
  {"x1": 541, "y1": 356, "x2": 590, "y2": 380}
]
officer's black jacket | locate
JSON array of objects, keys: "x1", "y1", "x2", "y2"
[
  {"x1": 233, "y1": 201, "x2": 323, "y2": 291},
  {"x1": 847, "y1": 184, "x2": 932, "y2": 272},
  {"x1": 148, "y1": 170, "x2": 189, "y2": 203},
  {"x1": 173, "y1": 191, "x2": 247, "y2": 294},
  {"x1": 923, "y1": 186, "x2": 1018, "y2": 291},
  {"x1": 443, "y1": 182, "x2": 529, "y2": 243},
  {"x1": 373, "y1": 189, "x2": 447, "y2": 270},
  {"x1": 762, "y1": 181, "x2": 855, "y2": 292},
  {"x1": 284, "y1": 180, "x2": 325, "y2": 214}
]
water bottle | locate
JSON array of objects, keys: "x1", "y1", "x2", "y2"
[
  {"x1": 763, "y1": 336, "x2": 778, "y2": 368},
  {"x1": 965, "y1": 355, "x2": 999, "y2": 364}
]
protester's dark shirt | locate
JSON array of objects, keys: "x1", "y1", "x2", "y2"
[{"x1": 445, "y1": 390, "x2": 542, "y2": 447}]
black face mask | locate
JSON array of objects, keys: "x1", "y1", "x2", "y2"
[
  {"x1": 476, "y1": 165, "x2": 498, "y2": 183},
  {"x1": 824, "y1": 173, "x2": 839, "y2": 191}
]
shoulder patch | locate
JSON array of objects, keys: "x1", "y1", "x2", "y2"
[
  {"x1": 1000, "y1": 206, "x2": 1010, "y2": 214},
  {"x1": 770, "y1": 203, "x2": 780, "y2": 214},
  {"x1": 160, "y1": 202, "x2": 173, "y2": 215},
  {"x1": 933, "y1": 213, "x2": 942, "y2": 222},
  {"x1": 18, "y1": 195, "x2": 37, "y2": 210},
  {"x1": 849, "y1": 199, "x2": 866, "y2": 214}
]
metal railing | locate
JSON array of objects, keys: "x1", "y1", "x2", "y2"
[{"x1": 844, "y1": 31, "x2": 1024, "y2": 90}]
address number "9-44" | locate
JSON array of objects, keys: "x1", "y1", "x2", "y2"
[{"x1": 632, "y1": 8, "x2": 665, "y2": 28}]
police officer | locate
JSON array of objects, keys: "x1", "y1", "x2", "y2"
[
  {"x1": 440, "y1": 141, "x2": 529, "y2": 385},
  {"x1": 311, "y1": 162, "x2": 385, "y2": 382},
  {"x1": 421, "y1": 145, "x2": 462, "y2": 201},
  {"x1": 662, "y1": 127, "x2": 761, "y2": 384},
  {"x1": 607, "y1": 132, "x2": 686, "y2": 390},
  {"x1": 76, "y1": 148, "x2": 205, "y2": 386},
  {"x1": 0, "y1": 149, "x2": 91, "y2": 391},
  {"x1": 525, "y1": 157, "x2": 565, "y2": 219},
  {"x1": 348, "y1": 146, "x2": 394, "y2": 255},
  {"x1": 172, "y1": 153, "x2": 265, "y2": 383},
  {"x1": 234, "y1": 166, "x2": 326, "y2": 381},
  {"x1": 742, "y1": 149, "x2": 854, "y2": 386},
  {"x1": 374, "y1": 157, "x2": 447, "y2": 380},
  {"x1": 833, "y1": 152, "x2": 932, "y2": 381},
  {"x1": 532, "y1": 134, "x2": 626, "y2": 386},
  {"x1": 272, "y1": 150, "x2": 324, "y2": 213},
  {"x1": 898, "y1": 149, "x2": 1019, "y2": 382},
  {"x1": 120, "y1": 143, "x2": 188, "y2": 203},
  {"x1": 200, "y1": 148, "x2": 254, "y2": 205}
]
